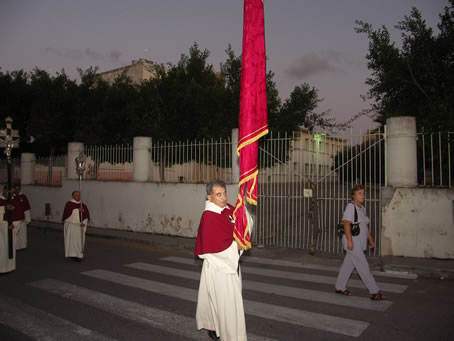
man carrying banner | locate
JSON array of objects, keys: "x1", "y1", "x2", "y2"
[
  {"x1": 62, "y1": 190, "x2": 90, "y2": 261},
  {"x1": 195, "y1": 0, "x2": 268, "y2": 339},
  {"x1": 194, "y1": 179, "x2": 246, "y2": 341}
]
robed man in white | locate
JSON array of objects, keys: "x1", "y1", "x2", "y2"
[
  {"x1": 13, "y1": 184, "x2": 31, "y2": 250},
  {"x1": 0, "y1": 188, "x2": 16, "y2": 273},
  {"x1": 62, "y1": 191, "x2": 90, "y2": 261},
  {"x1": 194, "y1": 180, "x2": 246, "y2": 341}
]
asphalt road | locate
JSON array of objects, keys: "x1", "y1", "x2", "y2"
[{"x1": 1, "y1": 227, "x2": 453, "y2": 341}]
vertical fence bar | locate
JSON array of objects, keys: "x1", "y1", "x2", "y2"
[
  {"x1": 430, "y1": 134, "x2": 434, "y2": 185},
  {"x1": 449, "y1": 133, "x2": 452, "y2": 188},
  {"x1": 439, "y1": 132, "x2": 443, "y2": 186}
]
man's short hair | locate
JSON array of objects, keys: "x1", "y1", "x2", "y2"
[
  {"x1": 13, "y1": 183, "x2": 20, "y2": 189},
  {"x1": 206, "y1": 179, "x2": 226, "y2": 195},
  {"x1": 72, "y1": 190, "x2": 80, "y2": 196}
]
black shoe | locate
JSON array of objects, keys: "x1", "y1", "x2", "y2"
[{"x1": 207, "y1": 330, "x2": 219, "y2": 340}]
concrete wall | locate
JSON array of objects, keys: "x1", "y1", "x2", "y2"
[
  {"x1": 381, "y1": 187, "x2": 454, "y2": 259},
  {"x1": 23, "y1": 181, "x2": 239, "y2": 238}
]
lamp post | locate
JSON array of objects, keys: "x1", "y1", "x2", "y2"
[
  {"x1": 308, "y1": 132, "x2": 326, "y2": 255},
  {"x1": 75, "y1": 152, "x2": 86, "y2": 254},
  {"x1": 0, "y1": 116, "x2": 33, "y2": 259}
]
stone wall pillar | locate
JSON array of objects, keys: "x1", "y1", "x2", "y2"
[
  {"x1": 20, "y1": 153, "x2": 36, "y2": 185},
  {"x1": 386, "y1": 116, "x2": 417, "y2": 187},
  {"x1": 133, "y1": 137, "x2": 152, "y2": 182}
]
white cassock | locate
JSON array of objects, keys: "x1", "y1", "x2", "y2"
[
  {"x1": 196, "y1": 202, "x2": 247, "y2": 341},
  {"x1": 15, "y1": 220, "x2": 27, "y2": 250},
  {"x1": 0, "y1": 206, "x2": 16, "y2": 273},
  {"x1": 63, "y1": 200, "x2": 88, "y2": 258},
  {"x1": 15, "y1": 195, "x2": 31, "y2": 250}
]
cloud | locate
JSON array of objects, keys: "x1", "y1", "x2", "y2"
[
  {"x1": 108, "y1": 51, "x2": 122, "y2": 62},
  {"x1": 285, "y1": 50, "x2": 341, "y2": 79},
  {"x1": 45, "y1": 47, "x2": 123, "y2": 63},
  {"x1": 84, "y1": 48, "x2": 104, "y2": 61}
]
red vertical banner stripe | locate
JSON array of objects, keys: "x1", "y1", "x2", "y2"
[{"x1": 233, "y1": 0, "x2": 268, "y2": 250}]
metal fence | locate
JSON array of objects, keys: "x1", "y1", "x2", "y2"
[
  {"x1": 35, "y1": 155, "x2": 66, "y2": 186},
  {"x1": 150, "y1": 138, "x2": 232, "y2": 183},
  {"x1": 254, "y1": 128, "x2": 386, "y2": 256},
  {"x1": 84, "y1": 144, "x2": 133, "y2": 181},
  {"x1": 0, "y1": 158, "x2": 21, "y2": 185},
  {"x1": 417, "y1": 131, "x2": 453, "y2": 187}
]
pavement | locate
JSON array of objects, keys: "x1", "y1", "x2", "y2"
[{"x1": 29, "y1": 220, "x2": 454, "y2": 280}]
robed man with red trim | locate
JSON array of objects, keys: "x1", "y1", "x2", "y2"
[
  {"x1": 62, "y1": 191, "x2": 90, "y2": 261},
  {"x1": 195, "y1": 180, "x2": 246, "y2": 341},
  {"x1": 0, "y1": 187, "x2": 15, "y2": 273},
  {"x1": 195, "y1": 1, "x2": 268, "y2": 340}
]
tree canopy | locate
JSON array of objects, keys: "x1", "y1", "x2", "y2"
[
  {"x1": 0, "y1": 43, "x2": 329, "y2": 155},
  {"x1": 355, "y1": 0, "x2": 454, "y2": 132}
]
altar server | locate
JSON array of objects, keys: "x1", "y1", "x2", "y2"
[
  {"x1": 195, "y1": 179, "x2": 246, "y2": 341},
  {"x1": 62, "y1": 191, "x2": 90, "y2": 261}
]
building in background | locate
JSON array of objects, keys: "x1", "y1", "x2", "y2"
[{"x1": 98, "y1": 59, "x2": 159, "y2": 84}]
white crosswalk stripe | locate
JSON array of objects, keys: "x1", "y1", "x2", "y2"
[
  {"x1": 126, "y1": 262, "x2": 393, "y2": 312},
  {"x1": 161, "y1": 256, "x2": 409, "y2": 293},
  {"x1": 240, "y1": 256, "x2": 418, "y2": 279},
  {"x1": 28, "y1": 278, "x2": 275, "y2": 341},
  {"x1": 3, "y1": 254, "x2": 416, "y2": 340},
  {"x1": 0, "y1": 295, "x2": 116, "y2": 341},
  {"x1": 81, "y1": 269, "x2": 370, "y2": 337}
]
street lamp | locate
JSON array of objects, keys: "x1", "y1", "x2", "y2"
[{"x1": 75, "y1": 152, "x2": 86, "y2": 254}]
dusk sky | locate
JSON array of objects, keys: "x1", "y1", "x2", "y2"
[{"x1": 0, "y1": 0, "x2": 448, "y2": 133}]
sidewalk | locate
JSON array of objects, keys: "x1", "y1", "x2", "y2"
[{"x1": 30, "y1": 220, "x2": 454, "y2": 280}]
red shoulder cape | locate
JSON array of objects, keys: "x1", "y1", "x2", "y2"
[
  {"x1": 194, "y1": 203, "x2": 235, "y2": 255},
  {"x1": 17, "y1": 193, "x2": 31, "y2": 211},
  {"x1": 62, "y1": 201, "x2": 90, "y2": 222}
]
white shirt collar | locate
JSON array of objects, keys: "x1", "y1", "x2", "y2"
[
  {"x1": 70, "y1": 199, "x2": 81, "y2": 204},
  {"x1": 204, "y1": 200, "x2": 230, "y2": 214}
]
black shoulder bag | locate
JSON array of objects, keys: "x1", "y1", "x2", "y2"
[{"x1": 336, "y1": 203, "x2": 360, "y2": 237}]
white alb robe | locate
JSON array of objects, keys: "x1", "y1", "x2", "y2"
[
  {"x1": 196, "y1": 202, "x2": 247, "y2": 341},
  {"x1": 15, "y1": 192, "x2": 31, "y2": 250},
  {"x1": 15, "y1": 220, "x2": 27, "y2": 250},
  {"x1": 0, "y1": 206, "x2": 16, "y2": 273},
  {"x1": 63, "y1": 200, "x2": 88, "y2": 258}
]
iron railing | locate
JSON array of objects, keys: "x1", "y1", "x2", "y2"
[
  {"x1": 417, "y1": 131, "x2": 453, "y2": 187},
  {"x1": 84, "y1": 144, "x2": 133, "y2": 181},
  {"x1": 255, "y1": 128, "x2": 386, "y2": 256},
  {"x1": 150, "y1": 138, "x2": 232, "y2": 183},
  {"x1": 35, "y1": 155, "x2": 66, "y2": 186},
  {"x1": 0, "y1": 158, "x2": 21, "y2": 185}
]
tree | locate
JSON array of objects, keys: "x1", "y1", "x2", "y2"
[
  {"x1": 157, "y1": 42, "x2": 230, "y2": 141},
  {"x1": 355, "y1": 0, "x2": 454, "y2": 132},
  {"x1": 26, "y1": 68, "x2": 78, "y2": 155},
  {"x1": 0, "y1": 42, "x2": 333, "y2": 156},
  {"x1": 270, "y1": 83, "x2": 332, "y2": 134}
]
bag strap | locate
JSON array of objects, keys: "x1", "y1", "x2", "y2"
[{"x1": 351, "y1": 201, "x2": 358, "y2": 223}]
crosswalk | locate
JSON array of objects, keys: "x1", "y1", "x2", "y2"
[{"x1": 1, "y1": 254, "x2": 416, "y2": 340}]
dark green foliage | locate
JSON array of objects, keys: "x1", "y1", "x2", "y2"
[
  {"x1": 355, "y1": 0, "x2": 454, "y2": 132},
  {"x1": 0, "y1": 42, "x2": 328, "y2": 156}
]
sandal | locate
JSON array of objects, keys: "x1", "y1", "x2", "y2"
[
  {"x1": 370, "y1": 292, "x2": 386, "y2": 300},
  {"x1": 335, "y1": 289, "x2": 352, "y2": 296}
]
